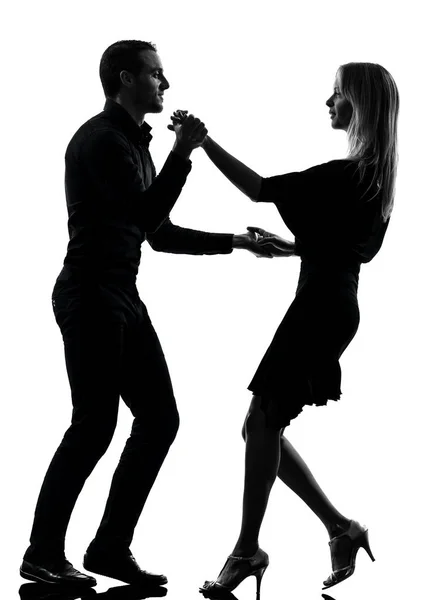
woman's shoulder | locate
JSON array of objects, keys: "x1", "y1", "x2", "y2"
[
  {"x1": 292, "y1": 160, "x2": 360, "y2": 192},
  {"x1": 298, "y1": 159, "x2": 358, "y2": 176},
  {"x1": 258, "y1": 159, "x2": 359, "y2": 203},
  {"x1": 317, "y1": 158, "x2": 358, "y2": 170}
]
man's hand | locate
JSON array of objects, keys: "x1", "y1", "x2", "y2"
[
  {"x1": 232, "y1": 227, "x2": 295, "y2": 258},
  {"x1": 247, "y1": 226, "x2": 295, "y2": 257},
  {"x1": 168, "y1": 112, "x2": 208, "y2": 159},
  {"x1": 232, "y1": 230, "x2": 273, "y2": 258}
]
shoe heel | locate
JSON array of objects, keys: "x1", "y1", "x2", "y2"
[
  {"x1": 359, "y1": 530, "x2": 375, "y2": 562},
  {"x1": 255, "y1": 566, "x2": 267, "y2": 600}
]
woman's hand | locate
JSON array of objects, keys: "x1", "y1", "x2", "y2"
[
  {"x1": 247, "y1": 226, "x2": 296, "y2": 257},
  {"x1": 232, "y1": 231, "x2": 273, "y2": 258},
  {"x1": 169, "y1": 109, "x2": 189, "y2": 127},
  {"x1": 232, "y1": 227, "x2": 295, "y2": 258}
]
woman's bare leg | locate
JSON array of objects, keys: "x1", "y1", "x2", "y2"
[
  {"x1": 278, "y1": 436, "x2": 350, "y2": 537},
  {"x1": 231, "y1": 396, "x2": 282, "y2": 556},
  {"x1": 212, "y1": 395, "x2": 350, "y2": 587},
  {"x1": 241, "y1": 397, "x2": 350, "y2": 539}
]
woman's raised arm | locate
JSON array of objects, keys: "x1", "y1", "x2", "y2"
[{"x1": 201, "y1": 136, "x2": 262, "y2": 201}]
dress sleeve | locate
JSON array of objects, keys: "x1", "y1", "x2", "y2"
[
  {"x1": 256, "y1": 172, "x2": 302, "y2": 203},
  {"x1": 256, "y1": 163, "x2": 328, "y2": 204}
]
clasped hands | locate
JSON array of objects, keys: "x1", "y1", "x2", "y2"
[
  {"x1": 168, "y1": 110, "x2": 207, "y2": 156},
  {"x1": 235, "y1": 227, "x2": 295, "y2": 258},
  {"x1": 168, "y1": 110, "x2": 295, "y2": 259}
]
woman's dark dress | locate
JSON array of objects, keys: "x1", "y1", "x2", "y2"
[{"x1": 248, "y1": 159, "x2": 389, "y2": 429}]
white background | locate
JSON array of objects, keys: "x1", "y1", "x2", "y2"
[{"x1": 2, "y1": 1, "x2": 447, "y2": 598}]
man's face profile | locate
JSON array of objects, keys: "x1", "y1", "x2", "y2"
[{"x1": 126, "y1": 50, "x2": 170, "y2": 114}]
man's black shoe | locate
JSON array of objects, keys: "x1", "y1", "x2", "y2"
[
  {"x1": 83, "y1": 548, "x2": 167, "y2": 586},
  {"x1": 20, "y1": 559, "x2": 97, "y2": 587}
]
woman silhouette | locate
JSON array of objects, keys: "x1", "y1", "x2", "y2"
[{"x1": 173, "y1": 62, "x2": 399, "y2": 597}]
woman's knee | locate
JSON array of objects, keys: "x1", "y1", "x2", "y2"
[
  {"x1": 241, "y1": 397, "x2": 287, "y2": 440},
  {"x1": 241, "y1": 395, "x2": 268, "y2": 436},
  {"x1": 242, "y1": 395, "x2": 259, "y2": 440}
]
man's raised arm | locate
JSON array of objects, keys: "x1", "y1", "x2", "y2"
[{"x1": 82, "y1": 114, "x2": 207, "y2": 233}]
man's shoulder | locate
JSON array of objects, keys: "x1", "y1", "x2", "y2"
[{"x1": 66, "y1": 110, "x2": 128, "y2": 156}]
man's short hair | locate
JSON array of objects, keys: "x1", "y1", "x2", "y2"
[{"x1": 100, "y1": 40, "x2": 157, "y2": 97}]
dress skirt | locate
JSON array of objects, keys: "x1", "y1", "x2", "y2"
[{"x1": 248, "y1": 261, "x2": 361, "y2": 429}]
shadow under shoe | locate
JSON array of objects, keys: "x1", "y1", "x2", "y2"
[
  {"x1": 19, "y1": 581, "x2": 97, "y2": 600},
  {"x1": 199, "y1": 587, "x2": 239, "y2": 600},
  {"x1": 97, "y1": 583, "x2": 168, "y2": 599},
  {"x1": 83, "y1": 546, "x2": 167, "y2": 587},
  {"x1": 322, "y1": 519, "x2": 375, "y2": 590},
  {"x1": 200, "y1": 548, "x2": 269, "y2": 600}
]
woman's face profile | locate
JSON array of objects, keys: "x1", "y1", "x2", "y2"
[{"x1": 326, "y1": 73, "x2": 353, "y2": 131}]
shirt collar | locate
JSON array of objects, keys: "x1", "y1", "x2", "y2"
[{"x1": 103, "y1": 98, "x2": 153, "y2": 146}]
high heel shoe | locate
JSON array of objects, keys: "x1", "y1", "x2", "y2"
[
  {"x1": 200, "y1": 548, "x2": 269, "y2": 599},
  {"x1": 322, "y1": 519, "x2": 375, "y2": 590}
]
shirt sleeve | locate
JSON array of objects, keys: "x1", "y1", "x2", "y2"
[
  {"x1": 81, "y1": 129, "x2": 192, "y2": 233},
  {"x1": 146, "y1": 218, "x2": 234, "y2": 255}
]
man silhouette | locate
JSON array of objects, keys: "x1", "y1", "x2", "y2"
[{"x1": 20, "y1": 40, "x2": 290, "y2": 588}]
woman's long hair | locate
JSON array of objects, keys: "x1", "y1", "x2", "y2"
[{"x1": 338, "y1": 62, "x2": 399, "y2": 222}]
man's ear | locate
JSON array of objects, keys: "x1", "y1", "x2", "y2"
[{"x1": 119, "y1": 70, "x2": 134, "y2": 89}]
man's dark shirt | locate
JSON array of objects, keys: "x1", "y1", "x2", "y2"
[{"x1": 58, "y1": 99, "x2": 233, "y2": 287}]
